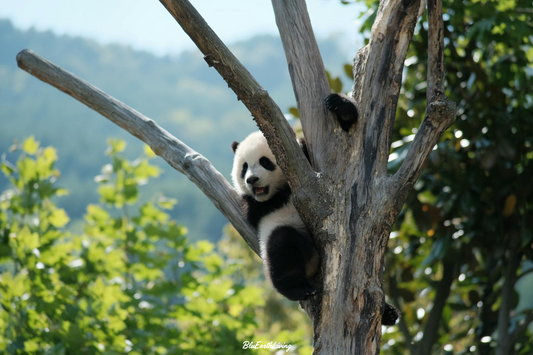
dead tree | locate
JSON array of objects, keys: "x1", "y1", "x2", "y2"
[{"x1": 16, "y1": 0, "x2": 455, "y2": 353}]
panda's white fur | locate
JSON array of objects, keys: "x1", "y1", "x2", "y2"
[
  {"x1": 257, "y1": 201, "x2": 306, "y2": 256},
  {"x1": 231, "y1": 131, "x2": 307, "y2": 249},
  {"x1": 231, "y1": 131, "x2": 319, "y2": 301},
  {"x1": 231, "y1": 132, "x2": 285, "y2": 200}
]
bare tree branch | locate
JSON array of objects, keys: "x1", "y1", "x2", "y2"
[
  {"x1": 355, "y1": 0, "x2": 422, "y2": 179},
  {"x1": 16, "y1": 49, "x2": 261, "y2": 256},
  {"x1": 271, "y1": 0, "x2": 334, "y2": 170},
  {"x1": 427, "y1": 0, "x2": 446, "y2": 102},
  {"x1": 159, "y1": 0, "x2": 318, "y2": 203},
  {"x1": 391, "y1": 0, "x2": 455, "y2": 205}
]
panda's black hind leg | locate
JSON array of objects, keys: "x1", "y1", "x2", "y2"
[
  {"x1": 325, "y1": 93, "x2": 358, "y2": 132},
  {"x1": 275, "y1": 278, "x2": 317, "y2": 301},
  {"x1": 266, "y1": 226, "x2": 318, "y2": 301},
  {"x1": 382, "y1": 302, "x2": 401, "y2": 326}
]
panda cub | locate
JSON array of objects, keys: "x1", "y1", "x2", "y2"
[
  {"x1": 231, "y1": 93, "x2": 400, "y2": 325},
  {"x1": 231, "y1": 131, "x2": 319, "y2": 301}
]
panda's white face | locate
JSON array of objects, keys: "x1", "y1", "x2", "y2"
[{"x1": 231, "y1": 131, "x2": 287, "y2": 202}]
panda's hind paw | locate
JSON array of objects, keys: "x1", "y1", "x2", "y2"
[
  {"x1": 283, "y1": 285, "x2": 317, "y2": 301},
  {"x1": 382, "y1": 303, "x2": 401, "y2": 326},
  {"x1": 324, "y1": 93, "x2": 358, "y2": 131}
]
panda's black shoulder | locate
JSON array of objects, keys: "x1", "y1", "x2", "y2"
[{"x1": 242, "y1": 184, "x2": 292, "y2": 229}]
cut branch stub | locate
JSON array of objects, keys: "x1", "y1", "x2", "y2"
[{"x1": 16, "y1": 48, "x2": 261, "y2": 256}]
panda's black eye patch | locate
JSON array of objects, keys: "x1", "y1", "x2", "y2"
[
  {"x1": 259, "y1": 157, "x2": 276, "y2": 171},
  {"x1": 241, "y1": 162, "x2": 248, "y2": 179}
]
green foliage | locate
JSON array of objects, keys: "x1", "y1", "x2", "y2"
[
  {"x1": 345, "y1": 0, "x2": 533, "y2": 353},
  {"x1": 0, "y1": 138, "x2": 312, "y2": 354}
]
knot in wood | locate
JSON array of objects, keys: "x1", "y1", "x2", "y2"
[
  {"x1": 427, "y1": 98, "x2": 456, "y2": 125},
  {"x1": 183, "y1": 152, "x2": 202, "y2": 170},
  {"x1": 203, "y1": 54, "x2": 220, "y2": 68}
]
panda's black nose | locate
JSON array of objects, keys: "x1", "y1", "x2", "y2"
[{"x1": 247, "y1": 176, "x2": 259, "y2": 185}]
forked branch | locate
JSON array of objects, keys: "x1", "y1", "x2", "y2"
[
  {"x1": 392, "y1": 0, "x2": 455, "y2": 203},
  {"x1": 352, "y1": 0, "x2": 422, "y2": 180},
  {"x1": 159, "y1": 0, "x2": 317, "y2": 197},
  {"x1": 16, "y1": 49, "x2": 260, "y2": 256}
]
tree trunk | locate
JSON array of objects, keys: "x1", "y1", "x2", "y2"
[{"x1": 17, "y1": 0, "x2": 456, "y2": 353}]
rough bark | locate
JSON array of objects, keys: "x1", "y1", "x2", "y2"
[{"x1": 16, "y1": 0, "x2": 456, "y2": 353}]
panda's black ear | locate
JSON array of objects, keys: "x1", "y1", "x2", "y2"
[{"x1": 231, "y1": 141, "x2": 239, "y2": 153}]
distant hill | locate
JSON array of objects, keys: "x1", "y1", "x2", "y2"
[{"x1": 0, "y1": 19, "x2": 351, "y2": 240}]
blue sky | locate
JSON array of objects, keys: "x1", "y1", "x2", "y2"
[{"x1": 1, "y1": 0, "x2": 365, "y2": 56}]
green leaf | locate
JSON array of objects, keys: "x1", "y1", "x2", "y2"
[
  {"x1": 17, "y1": 157, "x2": 37, "y2": 183},
  {"x1": 42, "y1": 146, "x2": 58, "y2": 162},
  {"x1": 331, "y1": 77, "x2": 343, "y2": 94},
  {"x1": 1, "y1": 161, "x2": 16, "y2": 176},
  {"x1": 157, "y1": 196, "x2": 177, "y2": 210},
  {"x1": 344, "y1": 64, "x2": 353, "y2": 79},
  {"x1": 106, "y1": 138, "x2": 127, "y2": 155},
  {"x1": 24, "y1": 340, "x2": 39, "y2": 352},
  {"x1": 99, "y1": 185, "x2": 117, "y2": 204},
  {"x1": 288, "y1": 107, "x2": 300, "y2": 119},
  {"x1": 422, "y1": 238, "x2": 450, "y2": 266},
  {"x1": 144, "y1": 145, "x2": 156, "y2": 158},
  {"x1": 23, "y1": 136, "x2": 39, "y2": 155},
  {"x1": 49, "y1": 209, "x2": 70, "y2": 228},
  {"x1": 18, "y1": 226, "x2": 40, "y2": 249}
]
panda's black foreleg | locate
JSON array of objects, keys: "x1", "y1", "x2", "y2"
[
  {"x1": 325, "y1": 93, "x2": 358, "y2": 132},
  {"x1": 266, "y1": 226, "x2": 318, "y2": 301}
]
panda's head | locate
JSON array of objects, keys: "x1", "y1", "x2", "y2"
[{"x1": 231, "y1": 131, "x2": 286, "y2": 202}]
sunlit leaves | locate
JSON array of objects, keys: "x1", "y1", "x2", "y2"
[
  {"x1": 49, "y1": 208, "x2": 69, "y2": 228},
  {"x1": 97, "y1": 139, "x2": 161, "y2": 208},
  {"x1": 0, "y1": 138, "x2": 311, "y2": 354},
  {"x1": 22, "y1": 136, "x2": 39, "y2": 155},
  {"x1": 105, "y1": 138, "x2": 126, "y2": 155},
  {"x1": 143, "y1": 144, "x2": 156, "y2": 158}
]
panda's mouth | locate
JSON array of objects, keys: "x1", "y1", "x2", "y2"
[{"x1": 253, "y1": 186, "x2": 269, "y2": 196}]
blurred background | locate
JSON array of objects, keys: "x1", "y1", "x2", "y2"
[{"x1": 0, "y1": 0, "x2": 532, "y2": 354}]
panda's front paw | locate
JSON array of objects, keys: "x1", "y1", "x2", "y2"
[
  {"x1": 284, "y1": 285, "x2": 317, "y2": 301},
  {"x1": 325, "y1": 93, "x2": 358, "y2": 132}
]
